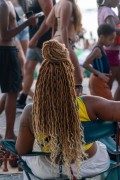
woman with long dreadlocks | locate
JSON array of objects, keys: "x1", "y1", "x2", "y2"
[
  {"x1": 46, "y1": 0, "x2": 83, "y2": 87},
  {"x1": 16, "y1": 40, "x2": 120, "y2": 179}
]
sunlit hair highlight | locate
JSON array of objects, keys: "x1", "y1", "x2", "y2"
[
  {"x1": 32, "y1": 39, "x2": 86, "y2": 177},
  {"x1": 69, "y1": 0, "x2": 82, "y2": 33}
]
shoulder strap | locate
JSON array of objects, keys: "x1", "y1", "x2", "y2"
[
  {"x1": 76, "y1": 96, "x2": 84, "y2": 110},
  {"x1": 78, "y1": 96, "x2": 84, "y2": 102},
  {"x1": 93, "y1": 45, "x2": 102, "y2": 51}
]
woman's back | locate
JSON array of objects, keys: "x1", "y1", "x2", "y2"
[{"x1": 54, "y1": 0, "x2": 79, "y2": 43}]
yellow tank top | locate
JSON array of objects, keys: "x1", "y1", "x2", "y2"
[
  {"x1": 76, "y1": 96, "x2": 93, "y2": 151},
  {"x1": 39, "y1": 96, "x2": 93, "y2": 152}
]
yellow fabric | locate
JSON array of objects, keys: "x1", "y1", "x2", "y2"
[
  {"x1": 38, "y1": 96, "x2": 93, "y2": 152},
  {"x1": 38, "y1": 133, "x2": 50, "y2": 153},
  {"x1": 76, "y1": 96, "x2": 93, "y2": 151}
]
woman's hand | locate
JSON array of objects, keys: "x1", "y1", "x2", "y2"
[{"x1": 98, "y1": 72, "x2": 110, "y2": 83}]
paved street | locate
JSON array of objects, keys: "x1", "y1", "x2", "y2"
[{"x1": 0, "y1": 174, "x2": 23, "y2": 180}]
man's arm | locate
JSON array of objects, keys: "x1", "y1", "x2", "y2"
[
  {"x1": 83, "y1": 95, "x2": 120, "y2": 122},
  {"x1": 0, "y1": 2, "x2": 37, "y2": 41},
  {"x1": 29, "y1": 0, "x2": 53, "y2": 48},
  {"x1": 46, "y1": 4, "x2": 55, "y2": 27},
  {"x1": 15, "y1": 105, "x2": 34, "y2": 155}
]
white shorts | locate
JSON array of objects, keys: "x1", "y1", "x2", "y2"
[{"x1": 22, "y1": 141, "x2": 110, "y2": 180}]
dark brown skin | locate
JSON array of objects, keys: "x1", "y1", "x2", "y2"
[
  {"x1": 0, "y1": 0, "x2": 38, "y2": 46},
  {"x1": 0, "y1": 0, "x2": 37, "y2": 139},
  {"x1": 15, "y1": 95, "x2": 120, "y2": 158}
]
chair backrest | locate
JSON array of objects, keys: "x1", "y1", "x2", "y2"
[
  {"x1": 1, "y1": 120, "x2": 116, "y2": 153},
  {"x1": 0, "y1": 120, "x2": 117, "y2": 180},
  {"x1": 82, "y1": 120, "x2": 117, "y2": 144}
]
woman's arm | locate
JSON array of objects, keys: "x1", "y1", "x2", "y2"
[
  {"x1": 83, "y1": 95, "x2": 120, "y2": 122},
  {"x1": 83, "y1": 47, "x2": 101, "y2": 75},
  {"x1": 34, "y1": 0, "x2": 53, "y2": 37},
  {"x1": 46, "y1": 5, "x2": 55, "y2": 27},
  {"x1": 15, "y1": 104, "x2": 35, "y2": 155}
]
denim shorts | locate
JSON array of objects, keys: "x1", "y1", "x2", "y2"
[
  {"x1": 16, "y1": 19, "x2": 29, "y2": 41},
  {"x1": 26, "y1": 48, "x2": 42, "y2": 63}
]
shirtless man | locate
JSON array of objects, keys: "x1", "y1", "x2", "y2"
[{"x1": 0, "y1": 0, "x2": 37, "y2": 139}]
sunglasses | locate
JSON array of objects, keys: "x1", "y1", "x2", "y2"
[{"x1": 75, "y1": 84, "x2": 83, "y2": 93}]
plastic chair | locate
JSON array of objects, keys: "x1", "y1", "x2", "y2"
[{"x1": 1, "y1": 120, "x2": 120, "y2": 180}]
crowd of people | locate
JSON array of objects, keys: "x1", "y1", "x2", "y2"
[{"x1": 1, "y1": 0, "x2": 120, "y2": 179}]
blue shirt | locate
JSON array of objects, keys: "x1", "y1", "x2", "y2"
[{"x1": 93, "y1": 46, "x2": 110, "y2": 74}]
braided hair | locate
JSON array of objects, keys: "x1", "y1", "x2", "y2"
[{"x1": 32, "y1": 39, "x2": 86, "y2": 177}]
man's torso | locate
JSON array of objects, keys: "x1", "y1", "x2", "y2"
[{"x1": 0, "y1": 0, "x2": 17, "y2": 46}]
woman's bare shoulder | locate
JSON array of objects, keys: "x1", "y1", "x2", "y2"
[{"x1": 23, "y1": 103, "x2": 33, "y2": 119}]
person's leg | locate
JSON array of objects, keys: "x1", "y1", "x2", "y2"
[
  {"x1": 0, "y1": 94, "x2": 6, "y2": 139},
  {"x1": 106, "y1": 50, "x2": 120, "y2": 100},
  {"x1": 5, "y1": 92, "x2": 17, "y2": 139},
  {"x1": 114, "y1": 66, "x2": 120, "y2": 101},
  {"x1": 17, "y1": 60, "x2": 37, "y2": 108},
  {"x1": 108, "y1": 66, "x2": 117, "y2": 90},
  {"x1": 0, "y1": 46, "x2": 22, "y2": 139},
  {"x1": 69, "y1": 48, "x2": 83, "y2": 85},
  {"x1": 17, "y1": 48, "x2": 42, "y2": 108},
  {"x1": 108, "y1": 66, "x2": 120, "y2": 101},
  {"x1": 16, "y1": 41, "x2": 26, "y2": 77},
  {"x1": 20, "y1": 40, "x2": 29, "y2": 56},
  {"x1": 0, "y1": 93, "x2": 18, "y2": 139},
  {"x1": 0, "y1": 94, "x2": 6, "y2": 114},
  {"x1": 23, "y1": 60, "x2": 38, "y2": 95},
  {"x1": 19, "y1": 25, "x2": 29, "y2": 55}
]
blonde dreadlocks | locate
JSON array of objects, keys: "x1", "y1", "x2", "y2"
[{"x1": 32, "y1": 39, "x2": 86, "y2": 177}]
